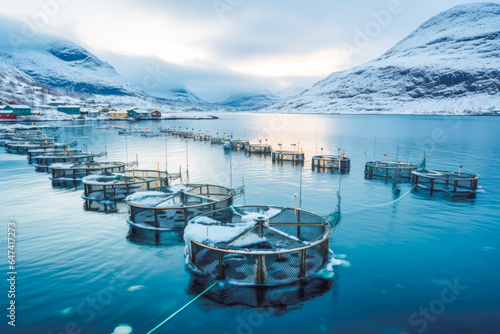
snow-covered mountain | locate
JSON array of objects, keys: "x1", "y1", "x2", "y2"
[
  {"x1": 0, "y1": 41, "x2": 147, "y2": 98},
  {"x1": 217, "y1": 91, "x2": 281, "y2": 110},
  {"x1": 0, "y1": 40, "x2": 208, "y2": 108},
  {"x1": 271, "y1": 3, "x2": 500, "y2": 114}
]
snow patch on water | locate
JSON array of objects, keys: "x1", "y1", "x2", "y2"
[
  {"x1": 111, "y1": 324, "x2": 133, "y2": 334},
  {"x1": 127, "y1": 285, "x2": 145, "y2": 292}
]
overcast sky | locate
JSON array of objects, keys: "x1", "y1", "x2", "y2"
[{"x1": 0, "y1": 0, "x2": 497, "y2": 101}]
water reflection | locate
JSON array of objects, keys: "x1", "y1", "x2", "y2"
[
  {"x1": 126, "y1": 226, "x2": 184, "y2": 246},
  {"x1": 187, "y1": 273, "x2": 336, "y2": 316}
]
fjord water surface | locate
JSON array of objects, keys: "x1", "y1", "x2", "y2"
[{"x1": 1, "y1": 113, "x2": 499, "y2": 334}]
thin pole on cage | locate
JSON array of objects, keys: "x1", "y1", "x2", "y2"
[
  {"x1": 186, "y1": 140, "x2": 189, "y2": 183},
  {"x1": 165, "y1": 136, "x2": 168, "y2": 173},
  {"x1": 340, "y1": 133, "x2": 343, "y2": 155},
  {"x1": 229, "y1": 148, "x2": 233, "y2": 189},
  {"x1": 396, "y1": 138, "x2": 400, "y2": 162},
  {"x1": 315, "y1": 131, "x2": 318, "y2": 155},
  {"x1": 124, "y1": 128, "x2": 128, "y2": 165},
  {"x1": 299, "y1": 160, "x2": 303, "y2": 208},
  {"x1": 242, "y1": 177, "x2": 246, "y2": 205}
]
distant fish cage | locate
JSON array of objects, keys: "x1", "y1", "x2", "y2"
[
  {"x1": 51, "y1": 161, "x2": 126, "y2": 182},
  {"x1": 411, "y1": 170, "x2": 479, "y2": 194},
  {"x1": 82, "y1": 170, "x2": 170, "y2": 211},
  {"x1": 5, "y1": 141, "x2": 68, "y2": 153},
  {"x1": 229, "y1": 140, "x2": 247, "y2": 150},
  {"x1": 179, "y1": 131, "x2": 194, "y2": 138},
  {"x1": 27, "y1": 148, "x2": 80, "y2": 164},
  {"x1": 186, "y1": 205, "x2": 332, "y2": 286},
  {"x1": 211, "y1": 137, "x2": 225, "y2": 145},
  {"x1": 272, "y1": 151, "x2": 305, "y2": 164},
  {"x1": 126, "y1": 184, "x2": 233, "y2": 232},
  {"x1": 312, "y1": 155, "x2": 350, "y2": 173},
  {"x1": 245, "y1": 144, "x2": 272, "y2": 155},
  {"x1": 194, "y1": 133, "x2": 212, "y2": 141},
  {"x1": 33, "y1": 152, "x2": 95, "y2": 172},
  {"x1": 364, "y1": 161, "x2": 418, "y2": 179}
]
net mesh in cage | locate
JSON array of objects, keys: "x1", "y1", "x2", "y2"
[
  {"x1": 51, "y1": 161, "x2": 126, "y2": 181},
  {"x1": 185, "y1": 205, "x2": 332, "y2": 286},
  {"x1": 126, "y1": 184, "x2": 233, "y2": 231},
  {"x1": 411, "y1": 170, "x2": 479, "y2": 193},
  {"x1": 364, "y1": 161, "x2": 418, "y2": 179}
]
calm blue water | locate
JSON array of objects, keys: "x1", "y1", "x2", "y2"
[{"x1": 1, "y1": 113, "x2": 499, "y2": 334}]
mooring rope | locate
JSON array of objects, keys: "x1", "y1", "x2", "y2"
[
  {"x1": 147, "y1": 280, "x2": 219, "y2": 334},
  {"x1": 342, "y1": 186, "x2": 415, "y2": 208}
]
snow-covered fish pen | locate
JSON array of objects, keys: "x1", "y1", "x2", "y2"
[
  {"x1": 82, "y1": 170, "x2": 170, "y2": 211},
  {"x1": 312, "y1": 155, "x2": 350, "y2": 173},
  {"x1": 229, "y1": 140, "x2": 248, "y2": 150},
  {"x1": 33, "y1": 152, "x2": 95, "y2": 172},
  {"x1": 411, "y1": 169, "x2": 479, "y2": 194},
  {"x1": 186, "y1": 206, "x2": 332, "y2": 285},
  {"x1": 126, "y1": 184, "x2": 233, "y2": 232},
  {"x1": 272, "y1": 151, "x2": 305, "y2": 163},
  {"x1": 364, "y1": 161, "x2": 418, "y2": 179},
  {"x1": 141, "y1": 133, "x2": 159, "y2": 137},
  {"x1": 245, "y1": 143, "x2": 272, "y2": 155},
  {"x1": 27, "y1": 148, "x2": 80, "y2": 164},
  {"x1": 51, "y1": 161, "x2": 126, "y2": 182},
  {"x1": 5, "y1": 141, "x2": 69, "y2": 154}
]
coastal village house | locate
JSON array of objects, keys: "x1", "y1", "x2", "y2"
[
  {"x1": 3, "y1": 105, "x2": 31, "y2": 116},
  {"x1": 108, "y1": 110, "x2": 128, "y2": 118},
  {"x1": 127, "y1": 109, "x2": 151, "y2": 118},
  {"x1": 57, "y1": 105, "x2": 81, "y2": 115},
  {"x1": 0, "y1": 107, "x2": 17, "y2": 120},
  {"x1": 151, "y1": 110, "x2": 161, "y2": 118}
]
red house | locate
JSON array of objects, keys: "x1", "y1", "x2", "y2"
[
  {"x1": 151, "y1": 110, "x2": 161, "y2": 118},
  {"x1": 0, "y1": 111, "x2": 17, "y2": 120}
]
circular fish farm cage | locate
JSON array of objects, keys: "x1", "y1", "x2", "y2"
[
  {"x1": 50, "y1": 161, "x2": 126, "y2": 182},
  {"x1": 245, "y1": 143, "x2": 272, "y2": 155},
  {"x1": 364, "y1": 161, "x2": 418, "y2": 179},
  {"x1": 229, "y1": 140, "x2": 248, "y2": 150},
  {"x1": 33, "y1": 152, "x2": 95, "y2": 172},
  {"x1": 411, "y1": 170, "x2": 479, "y2": 194},
  {"x1": 5, "y1": 141, "x2": 68, "y2": 153},
  {"x1": 27, "y1": 148, "x2": 80, "y2": 164},
  {"x1": 126, "y1": 184, "x2": 233, "y2": 232},
  {"x1": 312, "y1": 155, "x2": 350, "y2": 173},
  {"x1": 82, "y1": 170, "x2": 170, "y2": 211},
  {"x1": 194, "y1": 133, "x2": 212, "y2": 141},
  {"x1": 211, "y1": 137, "x2": 226, "y2": 145},
  {"x1": 185, "y1": 206, "x2": 332, "y2": 286},
  {"x1": 272, "y1": 151, "x2": 305, "y2": 164}
]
